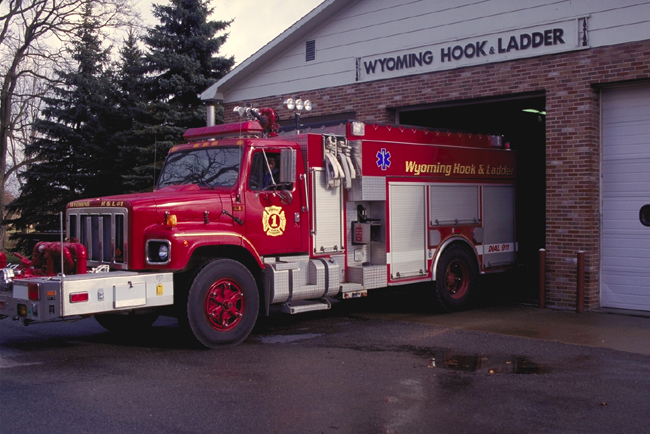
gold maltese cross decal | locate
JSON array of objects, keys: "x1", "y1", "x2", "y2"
[{"x1": 263, "y1": 206, "x2": 286, "y2": 236}]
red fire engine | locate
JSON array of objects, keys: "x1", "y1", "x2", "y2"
[{"x1": 0, "y1": 108, "x2": 516, "y2": 347}]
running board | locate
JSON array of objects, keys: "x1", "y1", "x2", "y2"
[{"x1": 281, "y1": 298, "x2": 331, "y2": 314}]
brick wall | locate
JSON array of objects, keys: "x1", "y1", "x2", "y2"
[{"x1": 221, "y1": 40, "x2": 650, "y2": 310}]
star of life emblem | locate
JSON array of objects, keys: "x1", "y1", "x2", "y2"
[{"x1": 376, "y1": 148, "x2": 391, "y2": 170}]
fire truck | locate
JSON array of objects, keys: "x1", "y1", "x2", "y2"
[{"x1": 0, "y1": 107, "x2": 517, "y2": 347}]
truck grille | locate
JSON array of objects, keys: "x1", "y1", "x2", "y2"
[{"x1": 67, "y1": 207, "x2": 128, "y2": 269}]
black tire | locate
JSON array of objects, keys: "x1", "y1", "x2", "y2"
[
  {"x1": 434, "y1": 244, "x2": 479, "y2": 312},
  {"x1": 186, "y1": 259, "x2": 259, "y2": 348},
  {"x1": 95, "y1": 311, "x2": 159, "y2": 334}
]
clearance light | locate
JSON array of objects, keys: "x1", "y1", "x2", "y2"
[
  {"x1": 17, "y1": 304, "x2": 27, "y2": 316},
  {"x1": 350, "y1": 122, "x2": 365, "y2": 137},
  {"x1": 70, "y1": 292, "x2": 89, "y2": 303},
  {"x1": 28, "y1": 283, "x2": 39, "y2": 301},
  {"x1": 164, "y1": 212, "x2": 178, "y2": 227}
]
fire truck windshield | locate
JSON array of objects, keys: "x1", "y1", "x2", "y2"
[{"x1": 157, "y1": 146, "x2": 241, "y2": 189}]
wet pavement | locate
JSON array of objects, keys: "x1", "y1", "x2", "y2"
[
  {"x1": 360, "y1": 304, "x2": 650, "y2": 356},
  {"x1": 2, "y1": 300, "x2": 650, "y2": 433}
]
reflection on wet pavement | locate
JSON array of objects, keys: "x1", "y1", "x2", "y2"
[
  {"x1": 427, "y1": 352, "x2": 547, "y2": 374},
  {"x1": 258, "y1": 333, "x2": 324, "y2": 344}
]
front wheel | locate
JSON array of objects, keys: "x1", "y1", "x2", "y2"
[
  {"x1": 186, "y1": 259, "x2": 259, "y2": 348},
  {"x1": 434, "y1": 244, "x2": 479, "y2": 312}
]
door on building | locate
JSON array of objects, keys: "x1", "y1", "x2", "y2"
[
  {"x1": 397, "y1": 93, "x2": 546, "y2": 303},
  {"x1": 601, "y1": 84, "x2": 650, "y2": 311}
]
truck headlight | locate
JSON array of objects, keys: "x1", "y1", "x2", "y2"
[
  {"x1": 158, "y1": 244, "x2": 169, "y2": 261},
  {"x1": 146, "y1": 240, "x2": 171, "y2": 264}
]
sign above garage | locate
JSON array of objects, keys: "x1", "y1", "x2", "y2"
[{"x1": 356, "y1": 18, "x2": 589, "y2": 82}]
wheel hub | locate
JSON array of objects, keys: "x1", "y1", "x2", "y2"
[
  {"x1": 445, "y1": 259, "x2": 469, "y2": 299},
  {"x1": 204, "y1": 279, "x2": 245, "y2": 331}
]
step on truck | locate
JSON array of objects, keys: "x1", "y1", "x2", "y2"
[{"x1": 0, "y1": 108, "x2": 517, "y2": 347}]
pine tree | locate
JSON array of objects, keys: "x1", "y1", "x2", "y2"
[
  {"x1": 111, "y1": 29, "x2": 156, "y2": 192},
  {"x1": 8, "y1": 4, "x2": 118, "y2": 247},
  {"x1": 140, "y1": 0, "x2": 235, "y2": 176}
]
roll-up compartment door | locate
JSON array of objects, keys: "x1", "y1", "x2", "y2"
[
  {"x1": 482, "y1": 186, "x2": 516, "y2": 268},
  {"x1": 389, "y1": 184, "x2": 427, "y2": 279}
]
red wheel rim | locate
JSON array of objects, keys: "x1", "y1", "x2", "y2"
[
  {"x1": 445, "y1": 259, "x2": 469, "y2": 299},
  {"x1": 204, "y1": 278, "x2": 245, "y2": 331}
]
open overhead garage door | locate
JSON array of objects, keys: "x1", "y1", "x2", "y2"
[
  {"x1": 397, "y1": 93, "x2": 546, "y2": 303},
  {"x1": 601, "y1": 84, "x2": 650, "y2": 311}
]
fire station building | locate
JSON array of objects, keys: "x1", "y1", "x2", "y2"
[{"x1": 201, "y1": 0, "x2": 650, "y2": 312}]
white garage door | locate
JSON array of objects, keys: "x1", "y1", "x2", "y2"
[{"x1": 601, "y1": 84, "x2": 650, "y2": 311}]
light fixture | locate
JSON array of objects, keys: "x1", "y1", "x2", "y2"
[
  {"x1": 283, "y1": 97, "x2": 313, "y2": 134},
  {"x1": 233, "y1": 106, "x2": 247, "y2": 117},
  {"x1": 522, "y1": 108, "x2": 546, "y2": 115}
]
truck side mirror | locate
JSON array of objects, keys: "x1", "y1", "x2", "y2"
[{"x1": 279, "y1": 148, "x2": 296, "y2": 183}]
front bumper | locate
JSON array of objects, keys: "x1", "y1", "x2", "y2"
[{"x1": 0, "y1": 271, "x2": 174, "y2": 323}]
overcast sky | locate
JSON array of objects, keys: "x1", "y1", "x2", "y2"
[{"x1": 136, "y1": 0, "x2": 325, "y2": 66}]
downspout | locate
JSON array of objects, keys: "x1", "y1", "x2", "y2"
[{"x1": 206, "y1": 104, "x2": 215, "y2": 127}]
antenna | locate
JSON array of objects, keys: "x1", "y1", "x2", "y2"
[
  {"x1": 59, "y1": 212, "x2": 65, "y2": 278},
  {"x1": 153, "y1": 139, "x2": 157, "y2": 190}
]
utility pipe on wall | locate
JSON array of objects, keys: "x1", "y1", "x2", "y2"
[{"x1": 577, "y1": 250, "x2": 585, "y2": 313}]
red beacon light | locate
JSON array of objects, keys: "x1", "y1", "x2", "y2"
[{"x1": 183, "y1": 121, "x2": 264, "y2": 141}]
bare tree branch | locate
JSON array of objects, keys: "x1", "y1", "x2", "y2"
[{"x1": 1, "y1": 0, "x2": 139, "y2": 247}]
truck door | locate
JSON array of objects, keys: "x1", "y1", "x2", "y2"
[{"x1": 244, "y1": 149, "x2": 304, "y2": 255}]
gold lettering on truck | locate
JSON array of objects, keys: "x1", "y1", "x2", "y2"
[{"x1": 69, "y1": 201, "x2": 90, "y2": 208}]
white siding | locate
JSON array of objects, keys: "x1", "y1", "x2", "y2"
[
  {"x1": 219, "y1": 0, "x2": 650, "y2": 102},
  {"x1": 601, "y1": 84, "x2": 650, "y2": 311}
]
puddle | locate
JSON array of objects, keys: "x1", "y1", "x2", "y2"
[
  {"x1": 427, "y1": 352, "x2": 548, "y2": 375},
  {"x1": 258, "y1": 333, "x2": 324, "y2": 344},
  {"x1": 328, "y1": 344, "x2": 548, "y2": 375}
]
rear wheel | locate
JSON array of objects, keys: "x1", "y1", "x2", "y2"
[
  {"x1": 186, "y1": 259, "x2": 259, "y2": 348},
  {"x1": 95, "y1": 311, "x2": 159, "y2": 334},
  {"x1": 434, "y1": 244, "x2": 479, "y2": 312}
]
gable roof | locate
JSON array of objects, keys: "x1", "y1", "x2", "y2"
[
  {"x1": 200, "y1": 0, "x2": 348, "y2": 103},
  {"x1": 201, "y1": 0, "x2": 650, "y2": 104}
]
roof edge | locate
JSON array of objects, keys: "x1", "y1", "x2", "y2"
[{"x1": 201, "y1": 0, "x2": 348, "y2": 103}]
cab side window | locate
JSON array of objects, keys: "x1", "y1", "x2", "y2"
[{"x1": 249, "y1": 151, "x2": 280, "y2": 191}]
